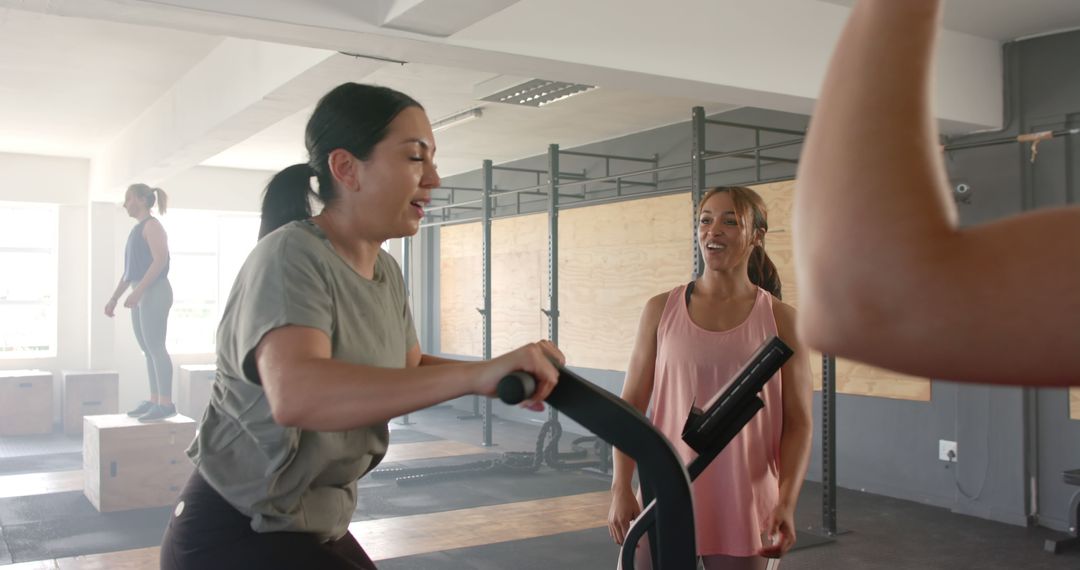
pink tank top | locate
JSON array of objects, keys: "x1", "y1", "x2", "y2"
[{"x1": 650, "y1": 284, "x2": 784, "y2": 557}]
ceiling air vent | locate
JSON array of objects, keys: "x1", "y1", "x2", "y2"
[{"x1": 480, "y1": 79, "x2": 596, "y2": 107}]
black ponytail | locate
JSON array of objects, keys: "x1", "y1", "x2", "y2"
[
  {"x1": 259, "y1": 164, "x2": 317, "y2": 239},
  {"x1": 258, "y1": 83, "x2": 423, "y2": 239}
]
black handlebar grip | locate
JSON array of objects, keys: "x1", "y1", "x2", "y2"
[{"x1": 497, "y1": 371, "x2": 537, "y2": 405}]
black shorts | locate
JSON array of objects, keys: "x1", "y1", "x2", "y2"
[{"x1": 160, "y1": 470, "x2": 377, "y2": 570}]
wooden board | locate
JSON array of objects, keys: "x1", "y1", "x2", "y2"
[
  {"x1": 752, "y1": 180, "x2": 931, "y2": 402},
  {"x1": 54, "y1": 548, "x2": 160, "y2": 570},
  {"x1": 436, "y1": 181, "x2": 930, "y2": 401},
  {"x1": 382, "y1": 440, "x2": 489, "y2": 463},
  {"x1": 20, "y1": 491, "x2": 611, "y2": 569},
  {"x1": 491, "y1": 214, "x2": 548, "y2": 356},
  {"x1": 1071, "y1": 388, "x2": 1080, "y2": 420},
  {"x1": 350, "y1": 490, "x2": 609, "y2": 560},
  {"x1": 438, "y1": 223, "x2": 483, "y2": 356},
  {"x1": 0, "y1": 470, "x2": 82, "y2": 499},
  {"x1": 439, "y1": 215, "x2": 550, "y2": 358},
  {"x1": 558, "y1": 194, "x2": 693, "y2": 371}
]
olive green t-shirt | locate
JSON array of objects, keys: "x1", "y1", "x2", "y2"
[{"x1": 187, "y1": 220, "x2": 417, "y2": 542}]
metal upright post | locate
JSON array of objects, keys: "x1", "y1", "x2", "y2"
[
  {"x1": 399, "y1": 236, "x2": 413, "y2": 426},
  {"x1": 820, "y1": 354, "x2": 846, "y2": 536},
  {"x1": 1067, "y1": 113, "x2": 1076, "y2": 206},
  {"x1": 754, "y1": 129, "x2": 762, "y2": 182},
  {"x1": 481, "y1": 159, "x2": 495, "y2": 447},
  {"x1": 691, "y1": 107, "x2": 707, "y2": 277},
  {"x1": 544, "y1": 144, "x2": 560, "y2": 423}
]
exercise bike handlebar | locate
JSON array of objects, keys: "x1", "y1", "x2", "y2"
[
  {"x1": 496, "y1": 366, "x2": 697, "y2": 569},
  {"x1": 496, "y1": 371, "x2": 537, "y2": 405},
  {"x1": 498, "y1": 336, "x2": 792, "y2": 570}
]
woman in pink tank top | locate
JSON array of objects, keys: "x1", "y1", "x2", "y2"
[{"x1": 608, "y1": 187, "x2": 814, "y2": 570}]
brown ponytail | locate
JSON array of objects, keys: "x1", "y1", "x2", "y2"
[
  {"x1": 153, "y1": 187, "x2": 168, "y2": 215},
  {"x1": 127, "y1": 183, "x2": 168, "y2": 215},
  {"x1": 748, "y1": 241, "x2": 782, "y2": 300}
]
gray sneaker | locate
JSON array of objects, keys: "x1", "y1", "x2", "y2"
[
  {"x1": 126, "y1": 400, "x2": 154, "y2": 417},
  {"x1": 138, "y1": 403, "x2": 177, "y2": 422}
]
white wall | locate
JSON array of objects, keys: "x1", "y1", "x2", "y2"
[
  {"x1": 0, "y1": 152, "x2": 88, "y2": 204},
  {"x1": 158, "y1": 165, "x2": 270, "y2": 212},
  {"x1": 0, "y1": 153, "x2": 91, "y2": 421}
]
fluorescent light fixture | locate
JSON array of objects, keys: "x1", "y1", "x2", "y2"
[
  {"x1": 480, "y1": 79, "x2": 596, "y2": 107},
  {"x1": 431, "y1": 107, "x2": 483, "y2": 133}
]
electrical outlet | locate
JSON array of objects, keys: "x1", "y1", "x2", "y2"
[{"x1": 939, "y1": 439, "x2": 957, "y2": 462}]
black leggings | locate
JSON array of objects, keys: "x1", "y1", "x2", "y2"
[{"x1": 160, "y1": 471, "x2": 377, "y2": 570}]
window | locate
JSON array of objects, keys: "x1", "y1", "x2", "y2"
[
  {"x1": 162, "y1": 211, "x2": 259, "y2": 354},
  {"x1": 0, "y1": 203, "x2": 58, "y2": 358}
]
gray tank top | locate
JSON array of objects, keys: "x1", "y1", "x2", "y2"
[{"x1": 123, "y1": 217, "x2": 169, "y2": 282}]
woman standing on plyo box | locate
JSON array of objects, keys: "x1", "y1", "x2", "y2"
[{"x1": 104, "y1": 183, "x2": 175, "y2": 422}]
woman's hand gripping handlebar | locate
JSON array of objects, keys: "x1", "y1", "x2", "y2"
[{"x1": 476, "y1": 340, "x2": 563, "y2": 411}]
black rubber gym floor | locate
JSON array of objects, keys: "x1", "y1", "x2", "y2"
[
  {"x1": 779, "y1": 482, "x2": 1080, "y2": 569},
  {"x1": 2, "y1": 411, "x2": 1080, "y2": 568},
  {"x1": 357, "y1": 459, "x2": 610, "y2": 520},
  {"x1": 0, "y1": 452, "x2": 81, "y2": 475},
  {"x1": 377, "y1": 527, "x2": 620, "y2": 570},
  {"x1": 0, "y1": 425, "x2": 609, "y2": 564},
  {"x1": 0, "y1": 491, "x2": 171, "y2": 562}
]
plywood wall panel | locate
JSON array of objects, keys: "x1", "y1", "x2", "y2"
[
  {"x1": 558, "y1": 194, "x2": 693, "y2": 371},
  {"x1": 439, "y1": 223, "x2": 482, "y2": 356},
  {"x1": 437, "y1": 181, "x2": 931, "y2": 401}
]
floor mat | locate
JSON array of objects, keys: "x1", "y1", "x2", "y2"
[
  {"x1": 0, "y1": 525, "x2": 11, "y2": 565},
  {"x1": 0, "y1": 492, "x2": 170, "y2": 563},
  {"x1": 355, "y1": 463, "x2": 611, "y2": 521},
  {"x1": 377, "y1": 527, "x2": 620, "y2": 570},
  {"x1": 0, "y1": 452, "x2": 82, "y2": 476},
  {"x1": 0, "y1": 433, "x2": 79, "y2": 459}
]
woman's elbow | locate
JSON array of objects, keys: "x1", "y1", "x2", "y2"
[{"x1": 797, "y1": 282, "x2": 892, "y2": 359}]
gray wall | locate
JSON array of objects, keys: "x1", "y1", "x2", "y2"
[
  {"x1": 1015, "y1": 31, "x2": 1080, "y2": 532},
  {"x1": 420, "y1": 29, "x2": 1080, "y2": 531}
]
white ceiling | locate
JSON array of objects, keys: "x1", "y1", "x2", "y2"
[
  {"x1": 1, "y1": 0, "x2": 1079, "y2": 189},
  {"x1": 201, "y1": 62, "x2": 735, "y2": 175},
  {"x1": 0, "y1": 8, "x2": 221, "y2": 159}
]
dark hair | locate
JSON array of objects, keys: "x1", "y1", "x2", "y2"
[
  {"x1": 259, "y1": 83, "x2": 423, "y2": 239},
  {"x1": 699, "y1": 186, "x2": 782, "y2": 299},
  {"x1": 128, "y1": 183, "x2": 168, "y2": 215}
]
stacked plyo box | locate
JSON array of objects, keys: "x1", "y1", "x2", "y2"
[
  {"x1": 0, "y1": 369, "x2": 53, "y2": 435},
  {"x1": 177, "y1": 364, "x2": 216, "y2": 422},
  {"x1": 61, "y1": 370, "x2": 119, "y2": 435},
  {"x1": 83, "y1": 414, "x2": 196, "y2": 512}
]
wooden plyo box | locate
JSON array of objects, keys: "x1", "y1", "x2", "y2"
[
  {"x1": 177, "y1": 364, "x2": 215, "y2": 422},
  {"x1": 83, "y1": 414, "x2": 196, "y2": 512},
  {"x1": 61, "y1": 370, "x2": 119, "y2": 435},
  {"x1": 0, "y1": 369, "x2": 53, "y2": 435}
]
